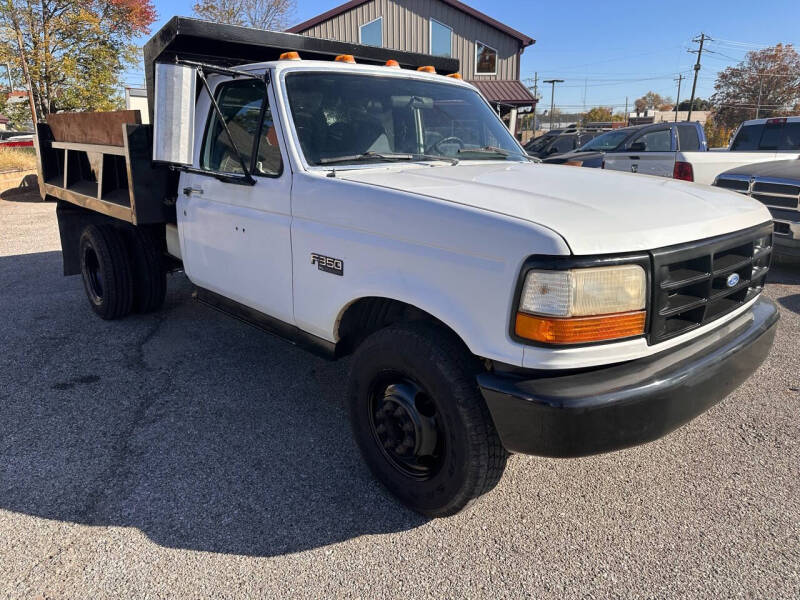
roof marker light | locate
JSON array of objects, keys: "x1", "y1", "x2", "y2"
[
  {"x1": 417, "y1": 65, "x2": 436, "y2": 73},
  {"x1": 335, "y1": 54, "x2": 356, "y2": 63},
  {"x1": 279, "y1": 51, "x2": 301, "y2": 60},
  {"x1": 446, "y1": 73, "x2": 462, "y2": 79},
  {"x1": 385, "y1": 59, "x2": 401, "y2": 68}
]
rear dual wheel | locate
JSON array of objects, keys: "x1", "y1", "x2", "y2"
[{"x1": 79, "y1": 224, "x2": 165, "y2": 319}]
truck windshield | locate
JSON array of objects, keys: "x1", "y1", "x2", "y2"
[
  {"x1": 577, "y1": 129, "x2": 631, "y2": 151},
  {"x1": 284, "y1": 72, "x2": 528, "y2": 166}
]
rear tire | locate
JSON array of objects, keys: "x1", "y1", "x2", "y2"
[
  {"x1": 79, "y1": 224, "x2": 134, "y2": 320},
  {"x1": 126, "y1": 227, "x2": 166, "y2": 313},
  {"x1": 347, "y1": 321, "x2": 507, "y2": 517}
]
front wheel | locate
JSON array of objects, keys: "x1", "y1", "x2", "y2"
[{"x1": 347, "y1": 322, "x2": 507, "y2": 517}]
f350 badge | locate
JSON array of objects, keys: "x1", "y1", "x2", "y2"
[{"x1": 311, "y1": 253, "x2": 344, "y2": 276}]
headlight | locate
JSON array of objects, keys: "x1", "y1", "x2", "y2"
[{"x1": 515, "y1": 264, "x2": 646, "y2": 345}]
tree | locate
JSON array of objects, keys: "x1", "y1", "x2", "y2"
[
  {"x1": 0, "y1": 0, "x2": 156, "y2": 121},
  {"x1": 711, "y1": 43, "x2": 800, "y2": 128},
  {"x1": 676, "y1": 98, "x2": 711, "y2": 111},
  {"x1": 704, "y1": 114, "x2": 734, "y2": 149},
  {"x1": 193, "y1": 0, "x2": 295, "y2": 30},
  {"x1": 583, "y1": 106, "x2": 613, "y2": 123},
  {"x1": 635, "y1": 91, "x2": 673, "y2": 112}
]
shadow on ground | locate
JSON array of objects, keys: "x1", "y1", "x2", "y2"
[
  {"x1": 0, "y1": 174, "x2": 40, "y2": 201},
  {"x1": 0, "y1": 250, "x2": 425, "y2": 558}
]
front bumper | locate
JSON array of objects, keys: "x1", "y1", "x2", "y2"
[{"x1": 478, "y1": 297, "x2": 779, "y2": 457}]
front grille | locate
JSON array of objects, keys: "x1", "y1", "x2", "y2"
[
  {"x1": 650, "y1": 223, "x2": 772, "y2": 343},
  {"x1": 715, "y1": 177, "x2": 749, "y2": 192}
]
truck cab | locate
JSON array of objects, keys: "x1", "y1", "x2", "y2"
[{"x1": 34, "y1": 18, "x2": 779, "y2": 517}]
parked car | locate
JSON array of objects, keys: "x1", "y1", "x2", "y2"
[
  {"x1": 523, "y1": 129, "x2": 563, "y2": 154},
  {"x1": 0, "y1": 134, "x2": 34, "y2": 148},
  {"x1": 34, "y1": 17, "x2": 779, "y2": 517},
  {"x1": 541, "y1": 126, "x2": 642, "y2": 167},
  {"x1": 603, "y1": 117, "x2": 800, "y2": 184},
  {"x1": 714, "y1": 158, "x2": 800, "y2": 257},
  {"x1": 526, "y1": 129, "x2": 605, "y2": 159},
  {"x1": 0, "y1": 130, "x2": 33, "y2": 140}
]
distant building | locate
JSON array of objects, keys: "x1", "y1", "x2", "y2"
[
  {"x1": 125, "y1": 87, "x2": 149, "y2": 124},
  {"x1": 287, "y1": 0, "x2": 537, "y2": 133},
  {"x1": 629, "y1": 109, "x2": 710, "y2": 126},
  {"x1": 0, "y1": 114, "x2": 8, "y2": 131}
]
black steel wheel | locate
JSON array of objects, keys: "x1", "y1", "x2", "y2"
[
  {"x1": 369, "y1": 375, "x2": 445, "y2": 480},
  {"x1": 79, "y1": 224, "x2": 134, "y2": 320},
  {"x1": 348, "y1": 321, "x2": 507, "y2": 517}
]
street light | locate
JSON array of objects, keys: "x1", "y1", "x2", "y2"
[{"x1": 543, "y1": 79, "x2": 564, "y2": 130}]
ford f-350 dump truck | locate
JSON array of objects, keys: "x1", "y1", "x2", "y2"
[{"x1": 34, "y1": 17, "x2": 779, "y2": 517}]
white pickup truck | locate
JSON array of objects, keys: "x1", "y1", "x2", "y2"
[
  {"x1": 35, "y1": 18, "x2": 779, "y2": 516},
  {"x1": 603, "y1": 117, "x2": 800, "y2": 184}
]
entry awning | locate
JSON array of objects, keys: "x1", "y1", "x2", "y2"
[{"x1": 468, "y1": 80, "x2": 537, "y2": 107}]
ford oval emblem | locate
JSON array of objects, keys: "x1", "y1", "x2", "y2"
[{"x1": 726, "y1": 272, "x2": 740, "y2": 288}]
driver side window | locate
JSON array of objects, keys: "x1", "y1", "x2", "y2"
[
  {"x1": 200, "y1": 79, "x2": 282, "y2": 177},
  {"x1": 631, "y1": 129, "x2": 672, "y2": 152}
]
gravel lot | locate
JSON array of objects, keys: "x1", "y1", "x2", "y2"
[{"x1": 1, "y1": 192, "x2": 799, "y2": 599}]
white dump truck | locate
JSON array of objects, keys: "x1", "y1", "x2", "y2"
[{"x1": 35, "y1": 18, "x2": 779, "y2": 516}]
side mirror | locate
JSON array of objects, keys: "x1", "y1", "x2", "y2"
[
  {"x1": 629, "y1": 141, "x2": 646, "y2": 152},
  {"x1": 153, "y1": 63, "x2": 196, "y2": 165}
]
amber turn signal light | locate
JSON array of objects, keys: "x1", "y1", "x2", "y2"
[
  {"x1": 515, "y1": 311, "x2": 646, "y2": 345},
  {"x1": 417, "y1": 65, "x2": 436, "y2": 73},
  {"x1": 279, "y1": 51, "x2": 301, "y2": 60},
  {"x1": 446, "y1": 73, "x2": 462, "y2": 79},
  {"x1": 335, "y1": 54, "x2": 356, "y2": 63},
  {"x1": 385, "y1": 59, "x2": 401, "y2": 68}
]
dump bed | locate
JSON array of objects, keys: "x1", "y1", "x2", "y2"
[{"x1": 35, "y1": 111, "x2": 174, "y2": 224}]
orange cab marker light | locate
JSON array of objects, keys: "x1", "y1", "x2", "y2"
[
  {"x1": 446, "y1": 72, "x2": 462, "y2": 79},
  {"x1": 279, "y1": 51, "x2": 301, "y2": 61},
  {"x1": 385, "y1": 59, "x2": 401, "y2": 68},
  {"x1": 515, "y1": 311, "x2": 646, "y2": 345},
  {"x1": 417, "y1": 65, "x2": 436, "y2": 73},
  {"x1": 335, "y1": 54, "x2": 356, "y2": 63}
]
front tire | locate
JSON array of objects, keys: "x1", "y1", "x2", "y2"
[
  {"x1": 347, "y1": 322, "x2": 507, "y2": 517},
  {"x1": 79, "y1": 224, "x2": 134, "y2": 320}
]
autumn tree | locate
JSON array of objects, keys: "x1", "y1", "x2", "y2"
[
  {"x1": 193, "y1": 0, "x2": 295, "y2": 30},
  {"x1": 634, "y1": 91, "x2": 673, "y2": 113},
  {"x1": 677, "y1": 98, "x2": 711, "y2": 111},
  {"x1": 0, "y1": 0, "x2": 156, "y2": 122},
  {"x1": 583, "y1": 106, "x2": 613, "y2": 123},
  {"x1": 711, "y1": 43, "x2": 800, "y2": 128}
]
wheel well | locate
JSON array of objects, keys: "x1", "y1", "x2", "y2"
[{"x1": 336, "y1": 297, "x2": 467, "y2": 358}]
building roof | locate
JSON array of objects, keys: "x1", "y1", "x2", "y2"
[
  {"x1": 0, "y1": 114, "x2": 9, "y2": 124},
  {"x1": 7, "y1": 91, "x2": 27, "y2": 99},
  {"x1": 287, "y1": 0, "x2": 535, "y2": 47},
  {"x1": 468, "y1": 79, "x2": 536, "y2": 106}
]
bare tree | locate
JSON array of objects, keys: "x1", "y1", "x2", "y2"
[{"x1": 193, "y1": 0, "x2": 296, "y2": 30}]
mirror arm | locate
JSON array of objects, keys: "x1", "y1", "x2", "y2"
[{"x1": 196, "y1": 67, "x2": 256, "y2": 186}]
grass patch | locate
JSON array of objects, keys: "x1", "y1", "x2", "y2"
[{"x1": 0, "y1": 146, "x2": 36, "y2": 172}]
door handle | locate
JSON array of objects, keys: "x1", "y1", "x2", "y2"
[
  {"x1": 183, "y1": 186, "x2": 204, "y2": 196},
  {"x1": 629, "y1": 156, "x2": 641, "y2": 160}
]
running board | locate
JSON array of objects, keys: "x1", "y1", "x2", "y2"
[{"x1": 194, "y1": 287, "x2": 336, "y2": 360}]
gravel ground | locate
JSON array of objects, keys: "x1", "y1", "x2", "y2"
[{"x1": 1, "y1": 193, "x2": 799, "y2": 599}]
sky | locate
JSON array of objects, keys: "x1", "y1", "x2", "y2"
[{"x1": 127, "y1": 0, "x2": 800, "y2": 112}]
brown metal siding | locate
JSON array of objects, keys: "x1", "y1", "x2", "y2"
[{"x1": 297, "y1": 0, "x2": 521, "y2": 80}]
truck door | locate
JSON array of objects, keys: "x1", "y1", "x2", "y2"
[
  {"x1": 604, "y1": 126, "x2": 675, "y2": 177},
  {"x1": 177, "y1": 75, "x2": 294, "y2": 323}
]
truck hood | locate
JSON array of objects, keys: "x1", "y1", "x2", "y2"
[
  {"x1": 338, "y1": 162, "x2": 771, "y2": 255},
  {"x1": 720, "y1": 158, "x2": 800, "y2": 179}
]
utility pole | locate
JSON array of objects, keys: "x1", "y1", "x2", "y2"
[
  {"x1": 624, "y1": 96, "x2": 628, "y2": 125},
  {"x1": 674, "y1": 73, "x2": 684, "y2": 122},
  {"x1": 755, "y1": 74, "x2": 764, "y2": 118},
  {"x1": 543, "y1": 79, "x2": 563, "y2": 131},
  {"x1": 531, "y1": 72, "x2": 539, "y2": 129},
  {"x1": 687, "y1": 33, "x2": 711, "y2": 122}
]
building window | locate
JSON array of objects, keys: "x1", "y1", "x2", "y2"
[
  {"x1": 475, "y1": 41, "x2": 497, "y2": 75},
  {"x1": 359, "y1": 17, "x2": 382, "y2": 47},
  {"x1": 430, "y1": 19, "x2": 452, "y2": 57}
]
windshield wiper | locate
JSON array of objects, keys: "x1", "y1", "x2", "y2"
[
  {"x1": 457, "y1": 146, "x2": 530, "y2": 161},
  {"x1": 319, "y1": 151, "x2": 459, "y2": 166}
]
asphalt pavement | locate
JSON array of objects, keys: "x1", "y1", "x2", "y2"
[{"x1": 1, "y1": 191, "x2": 798, "y2": 599}]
